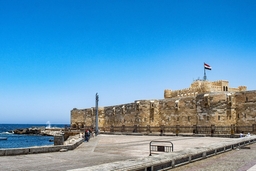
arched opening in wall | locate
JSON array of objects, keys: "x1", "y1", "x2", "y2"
[
  {"x1": 223, "y1": 86, "x2": 225, "y2": 91},
  {"x1": 246, "y1": 97, "x2": 248, "y2": 102},
  {"x1": 218, "y1": 116, "x2": 220, "y2": 120},
  {"x1": 237, "y1": 113, "x2": 240, "y2": 119},
  {"x1": 226, "y1": 86, "x2": 228, "y2": 91}
]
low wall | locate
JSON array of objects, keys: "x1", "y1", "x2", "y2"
[
  {"x1": 70, "y1": 136, "x2": 256, "y2": 171},
  {"x1": 0, "y1": 137, "x2": 84, "y2": 156},
  {"x1": 99, "y1": 131, "x2": 241, "y2": 138}
]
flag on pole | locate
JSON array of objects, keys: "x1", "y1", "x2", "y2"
[{"x1": 204, "y1": 63, "x2": 212, "y2": 70}]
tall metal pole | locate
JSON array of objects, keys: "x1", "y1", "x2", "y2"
[
  {"x1": 203, "y1": 64, "x2": 207, "y2": 81},
  {"x1": 95, "y1": 93, "x2": 99, "y2": 136}
]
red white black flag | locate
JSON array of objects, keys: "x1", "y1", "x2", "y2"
[{"x1": 204, "y1": 63, "x2": 211, "y2": 70}]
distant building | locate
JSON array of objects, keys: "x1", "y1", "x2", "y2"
[{"x1": 164, "y1": 80, "x2": 247, "y2": 98}]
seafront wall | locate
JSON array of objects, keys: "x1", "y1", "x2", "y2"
[{"x1": 0, "y1": 135, "x2": 84, "y2": 156}]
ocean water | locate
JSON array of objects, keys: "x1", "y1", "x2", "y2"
[{"x1": 0, "y1": 124, "x2": 69, "y2": 149}]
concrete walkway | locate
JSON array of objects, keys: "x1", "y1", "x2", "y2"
[
  {"x1": 248, "y1": 165, "x2": 256, "y2": 171},
  {"x1": 169, "y1": 142, "x2": 256, "y2": 171},
  {"x1": 0, "y1": 135, "x2": 255, "y2": 171}
]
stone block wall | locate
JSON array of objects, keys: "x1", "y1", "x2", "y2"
[
  {"x1": 70, "y1": 109, "x2": 86, "y2": 128},
  {"x1": 158, "y1": 97, "x2": 196, "y2": 127},
  {"x1": 164, "y1": 80, "x2": 247, "y2": 99},
  {"x1": 71, "y1": 90, "x2": 256, "y2": 129},
  {"x1": 236, "y1": 91, "x2": 256, "y2": 126}
]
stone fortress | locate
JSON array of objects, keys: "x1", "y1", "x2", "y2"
[{"x1": 71, "y1": 79, "x2": 256, "y2": 133}]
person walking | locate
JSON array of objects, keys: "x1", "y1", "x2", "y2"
[{"x1": 85, "y1": 129, "x2": 90, "y2": 142}]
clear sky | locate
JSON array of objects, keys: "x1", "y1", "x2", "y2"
[{"x1": 0, "y1": 0, "x2": 256, "y2": 124}]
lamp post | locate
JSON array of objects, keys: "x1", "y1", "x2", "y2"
[{"x1": 95, "y1": 93, "x2": 99, "y2": 136}]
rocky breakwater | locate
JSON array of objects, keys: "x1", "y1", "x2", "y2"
[{"x1": 12, "y1": 127, "x2": 63, "y2": 136}]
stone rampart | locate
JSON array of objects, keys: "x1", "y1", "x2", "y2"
[
  {"x1": 71, "y1": 79, "x2": 254, "y2": 132},
  {"x1": 71, "y1": 90, "x2": 256, "y2": 129}
]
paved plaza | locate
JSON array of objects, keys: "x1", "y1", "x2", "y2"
[
  {"x1": 0, "y1": 135, "x2": 256, "y2": 170},
  {"x1": 170, "y1": 142, "x2": 256, "y2": 171}
]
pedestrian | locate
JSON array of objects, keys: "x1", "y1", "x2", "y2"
[
  {"x1": 85, "y1": 129, "x2": 90, "y2": 142},
  {"x1": 240, "y1": 132, "x2": 244, "y2": 138}
]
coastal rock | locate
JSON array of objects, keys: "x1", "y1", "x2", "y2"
[
  {"x1": 13, "y1": 128, "x2": 41, "y2": 135},
  {"x1": 12, "y1": 127, "x2": 64, "y2": 137}
]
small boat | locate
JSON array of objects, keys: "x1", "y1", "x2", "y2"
[{"x1": 0, "y1": 137, "x2": 7, "y2": 140}]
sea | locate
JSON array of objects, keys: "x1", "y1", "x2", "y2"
[{"x1": 0, "y1": 124, "x2": 69, "y2": 149}]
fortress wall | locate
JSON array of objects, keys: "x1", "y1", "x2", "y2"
[
  {"x1": 235, "y1": 91, "x2": 256, "y2": 104},
  {"x1": 70, "y1": 109, "x2": 86, "y2": 128},
  {"x1": 104, "y1": 103, "x2": 131, "y2": 127},
  {"x1": 136, "y1": 100, "x2": 153, "y2": 126},
  {"x1": 134, "y1": 100, "x2": 147, "y2": 126},
  {"x1": 122, "y1": 103, "x2": 137, "y2": 126},
  {"x1": 196, "y1": 92, "x2": 236, "y2": 126},
  {"x1": 239, "y1": 86, "x2": 247, "y2": 91},
  {"x1": 84, "y1": 108, "x2": 94, "y2": 127},
  {"x1": 164, "y1": 80, "x2": 246, "y2": 99},
  {"x1": 158, "y1": 99, "x2": 176, "y2": 126},
  {"x1": 229, "y1": 88, "x2": 239, "y2": 92},
  {"x1": 157, "y1": 96, "x2": 197, "y2": 127},
  {"x1": 235, "y1": 91, "x2": 256, "y2": 126},
  {"x1": 70, "y1": 90, "x2": 256, "y2": 129},
  {"x1": 98, "y1": 108, "x2": 105, "y2": 127},
  {"x1": 176, "y1": 97, "x2": 196, "y2": 126}
]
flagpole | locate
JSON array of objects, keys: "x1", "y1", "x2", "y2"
[{"x1": 203, "y1": 63, "x2": 206, "y2": 81}]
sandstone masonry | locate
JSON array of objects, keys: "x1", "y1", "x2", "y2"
[{"x1": 71, "y1": 80, "x2": 255, "y2": 130}]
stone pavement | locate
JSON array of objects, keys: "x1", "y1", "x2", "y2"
[
  {"x1": 248, "y1": 164, "x2": 256, "y2": 171},
  {"x1": 170, "y1": 142, "x2": 256, "y2": 171},
  {"x1": 0, "y1": 135, "x2": 255, "y2": 171}
]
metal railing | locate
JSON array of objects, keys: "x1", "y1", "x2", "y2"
[
  {"x1": 72, "y1": 124, "x2": 256, "y2": 135},
  {"x1": 149, "y1": 140, "x2": 173, "y2": 156}
]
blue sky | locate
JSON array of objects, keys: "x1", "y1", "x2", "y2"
[{"x1": 0, "y1": 0, "x2": 256, "y2": 124}]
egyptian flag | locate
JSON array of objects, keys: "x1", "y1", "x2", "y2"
[{"x1": 204, "y1": 63, "x2": 212, "y2": 70}]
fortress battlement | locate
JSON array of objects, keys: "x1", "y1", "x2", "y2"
[
  {"x1": 71, "y1": 80, "x2": 253, "y2": 130},
  {"x1": 164, "y1": 80, "x2": 247, "y2": 98}
]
